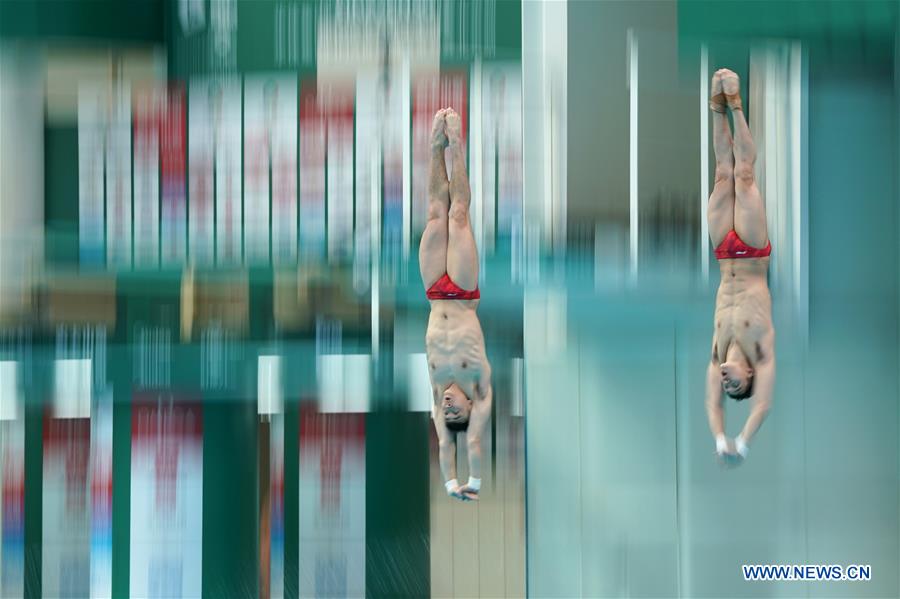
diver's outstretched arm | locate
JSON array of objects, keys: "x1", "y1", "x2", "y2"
[
  {"x1": 459, "y1": 372, "x2": 492, "y2": 501},
  {"x1": 433, "y1": 386, "x2": 465, "y2": 499},
  {"x1": 707, "y1": 358, "x2": 743, "y2": 464},
  {"x1": 706, "y1": 360, "x2": 726, "y2": 440},
  {"x1": 737, "y1": 354, "x2": 774, "y2": 451}
]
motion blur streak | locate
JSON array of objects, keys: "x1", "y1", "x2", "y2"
[{"x1": 0, "y1": 1, "x2": 898, "y2": 598}]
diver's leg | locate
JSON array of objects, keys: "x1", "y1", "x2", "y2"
[
  {"x1": 444, "y1": 108, "x2": 479, "y2": 291},
  {"x1": 722, "y1": 69, "x2": 768, "y2": 248},
  {"x1": 708, "y1": 69, "x2": 735, "y2": 248},
  {"x1": 419, "y1": 110, "x2": 451, "y2": 290}
]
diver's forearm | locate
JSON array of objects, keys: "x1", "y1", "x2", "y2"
[
  {"x1": 707, "y1": 404, "x2": 725, "y2": 438},
  {"x1": 466, "y1": 438, "x2": 482, "y2": 480},
  {"x1": 706, "y1": 364, "x2": 725, "y2": 437},
  {"x1": 739, "y1": 400, "x2": 770, "y2": 444},
  {"x1": 438, "y1": 440, "x2": 457, "y2": 482},
  {"x1": 740, "y1": 357, "x2": 774, "y2": 444}
]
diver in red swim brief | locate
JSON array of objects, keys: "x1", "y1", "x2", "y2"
[
  {"x1": 426, "y1": 273, "x2": 481, "y2": 300},
  {"x1": 714, "y1": 230, "x2": 771, "y2": 260},
  {"x1": 705, "y1": 69, "x2": 775, "y2": 469},
  {"x1": 418, "y1": 108, "x2": 492, "y2": 501}
]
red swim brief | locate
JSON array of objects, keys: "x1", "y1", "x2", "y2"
[{"x1": 426, "y1": 273, "x2": 480, "y2": 300}]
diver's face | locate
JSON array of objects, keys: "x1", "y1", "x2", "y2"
[
  {"x1": 442, "y1": 384, "x2": 472, "y2": 424},
  {"x1": 720, "y1": 361, "x2": 751, "y2": 396}
]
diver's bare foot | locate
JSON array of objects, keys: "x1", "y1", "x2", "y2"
[
  {"x1": 718, "y1": 68, "x2": 742, "y2": 111},
  {"x1": 445, "y1": 108, "x2": 462, "y2": 147},
  {"x1": 709, "y1": 70, "x2": 726, "y2": 113},
  {"x1": 431, "y1": 109, "x2": 448, "y2": 150}
]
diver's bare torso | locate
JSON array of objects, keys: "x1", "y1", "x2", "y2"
[
  {"x1": 704, "y1": 68, "x2": 774, "y2": 464},
  {"x1": 421, "y1": 108, "x2": 492, "y2": 500},
  {"x1": 425, "y1": 299, "x2": 490, "y2": 400},
  {"x1": 713, "y1": 258, "x2": 773, "y2": 365}
]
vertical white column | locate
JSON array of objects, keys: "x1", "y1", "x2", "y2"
[
  {"x1": 406, "y1": 354, "x2": 432, "y2": 413},
  {"x1": 258, "y1": 354, "x2": 284, "y2": 416},
  {"x1": 0, "y1": 361, "x2": 20, "y2": 421},
  {"x1": 700, "y1": 45, "x2": 710, "y2": 283},
  {"x1": 106, "y1": 81, "x2": 133, "y2": 268},
  {"x1": 401, "y1": 56, "x2": 412, "y2": 270},
  {"x1": 53, "y1": 358, "x2": 92, "y2": 419},
  {"x1": 791, "y1": 42, "x2": 808, "y2": 347},
  {"x1": 0, "y1": 43, "x2": 44, "y2": 319},
  {"x1": 547, "y1": 1, "x2": 567, "y2": 256},
  {"x1": 523, "y1": 0, "x2": 566, "y2": 262},
  {"x1": 627, "y1": 29, "x2": 639, "y2": 282},
  {"x1": 761, "y1": 50, "x2": 781, "y2": 287},
  {"x1": 470, "y1": 58, "x2": 485, "y2": 276},
  {"x1": 354, "y1": 74, "x2": 374, "y2": 293},
  {"x1": 317, "y1": 354, "x2": 371, "y2": 413},
  {"x1": 750, "y1": 41, "x2": 808, "y2": 329},
  {"x1": 541, "y1": 4, "x2": 553, "y2": 249},
  {"x1": 370, "y1": 150, "x2": 381, "y2": 360},
  {"x1": 523, "y1": 3, "x2": 578, "y2": 596}
]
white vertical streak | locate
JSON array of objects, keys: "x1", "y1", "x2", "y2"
[
  {"x1": 53, "y1": 358, "x2": 92, "y2": 419},
  {"x1": 401, "y1": 55, "x2": 412, "y2": 267},
  {"x1": 257, "y1": 354, "x2": 283, "y2": 415},
  {"x1": 792, "y1": 42, "x2": 808, "y2": 346},
  {"x1": 0, "y1": 361, "x2": 20, "y2": 421},
  {"x1": 407, "y1": 353, "x2": 433, "y2": 412},
  {"x1": 555, "y1": 0, "x2": 567, "y2": 258},
  {"x1": 763, "y1": 49, "x2": 779, "y2": 287},
  {"x1": 791, "y1": 46, "x2": 800, "y2": 301},
  {"x1": 521, "y1": 0, "x2": 545, "y2": 274},
  {"x1": 371, "y1": 149, "x2": 380, "y2": 360},
  {"x1": 470, "y1": 58, "x2": 485, "y2": 276},
  {"x1": 700, "y1": 45, "x2": 710, "y2": 283},
  {"x1": 522, "y1": 3, "x2": 581, "y2": 594},
  {"x1": 353, "y1": 75, "x2": 372, "y2": 293},
  {"x1": 628, "y1": 29, "x2": 639, "y2": 281},
  {"x1": 542, "y1": 1, "x2": 553, "y2": 249},
  {"x1": 343, "y1": 354, "x2": 371, "y2": 413}
]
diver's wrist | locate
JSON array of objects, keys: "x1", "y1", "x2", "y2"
[
  {"x1": 715, "y1": 434, "x2": 728, "y2": 455},
  {"x1": 734, "y1": 435, "x2": 749, "y2": 458}
]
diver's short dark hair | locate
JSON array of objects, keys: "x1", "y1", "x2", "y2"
[
  {"x1": 445, "y1": 419, "x2": 469, "y2": 433},
  {"x1": 726, "y1": 376, "x2": 754, "y2": 401}
]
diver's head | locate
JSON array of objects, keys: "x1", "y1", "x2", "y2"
[
  {"x1": 720, "y1": 360, "x2": 754, "y2": 401},
  {"x1": 441, "y1": 383, "x2": 472, "y2": 432}
]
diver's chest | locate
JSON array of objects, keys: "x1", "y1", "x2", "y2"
[
  {"x1": 426, "y1": 328, "x2": 481, "y2": 372},
  {"x1": 428, "y1": 354, "x2": 480, "y2": 386},
  {"x1": 718, "y1": 302, "x2": 765, "y2": 329},
  {"x1": 715, "y1": 309, "x2": 764, "y2": 355}
]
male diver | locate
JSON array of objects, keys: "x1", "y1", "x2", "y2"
[
  {"x1": 420, "y1": 108, "x2": 493, "y2": 501},
  {"x1": 705, "y1": 69, "x2": 774, "y2": 467}
]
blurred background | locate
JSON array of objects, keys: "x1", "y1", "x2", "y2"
[{"x1": 0, "y1": 0, "x2": 897, "y2": 597}]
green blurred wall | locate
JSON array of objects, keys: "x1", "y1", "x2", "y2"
[
  {"x1": 26, "y1": 1, "x2": 521, "y2": 596},
  {"x1": 0, "y1": 0, "x2": 164, "y2": 41}
]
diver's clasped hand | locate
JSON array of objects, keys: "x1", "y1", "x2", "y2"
[
  {"x1": 715, "y1": 433, "x2": 749, "y2": 468},
  {"x1": 445, "y1": 477, "x2": 480, "y2": 502}
]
